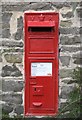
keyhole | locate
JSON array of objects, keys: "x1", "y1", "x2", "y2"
[{"x1": 34, "y1": 88, "x2": 36, "y2": 91}]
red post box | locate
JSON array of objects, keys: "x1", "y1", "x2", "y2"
[{"x1": 24, "y1": 11, "x2": 59, "y2": 116}]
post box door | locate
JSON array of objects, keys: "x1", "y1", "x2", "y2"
[{"x1": 27, "y1": 59, "x2": 58, "y2": 115}]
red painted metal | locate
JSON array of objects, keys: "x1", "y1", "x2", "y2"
[{"x1": 24, "y1": 11, "x2": 59, "y2": 116}]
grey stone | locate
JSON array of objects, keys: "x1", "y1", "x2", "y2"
[
  {"x1": 14, "y1": 16, "x2": 23, "y2": 40},
  {"x1": 60, "y1": 27, "x2": 80, "y2": 35},
  {"x1": 61, "y1": 46, "x2": 80, "y2": 52},
  {"x1": 76, "y1": 7, "x2": 82, "y2": 18},
  {"x1": 72, "y1": 52, "x2": 82, "y2": 59},
  {"x1": 2, "y1": 29, "x2": 11, "y2": 38},
  {"x1": 2, "y1": 23, "x2": 10, "y2": 29},
  {"x1": 3, "y1": 48, "x2": 23, "y2": 53},
  {"x1": 2, "y1": 104, "x2": 13, "y2": 114},
  {"x1": 2, "y1": 80, "x2": 23, "y2": 92},
  {"x1": 2, "y1": 40, "x2": 23, "y2": 47},
  {"x1": 14, "y1": 29, "x2": 23, "y2": 40},
  {"x1": 80, "y1": 1, "x2": 82, "y2": 6},
  {"x1": 60, "y1": 35, "x2": 81, "y2": 45},
  {"x1": 17, "y1": 16, "x2": 23, "y2": 29},
  {"x1": 80, "y1": 27, "x2": 82, "y2": 34},
  {"x1": 62, "y1": 11, "x2": 74, "y2": 18},
  {"x1": 73, "y1": 52, "x2": 82, "y2": 65},
  {"x1": 4, "y1": 54, "x2": 23, "y2": 63},
  {"x1": 23, "y1": 3, "x2": 51, "y2": 11},
  {"x1": 74, "y1": 58, "x2": 82, "y2": 65},
  {"x1": 2, "y1": 94, "x2": 22, "y2": 104},
  {"x1": 14, "y1": 105, "x2": 23, "y2": 115},
  {"x1": 0, "y1": 55, "x2": 2, "y2": 62},
  {"x1": 2, "y1": 12, "x2": 12, "y2": 22},
  {"x1": 60, "y1": 56, "x2": 71, "y2": 66},
  {"x1": 59, "y1": 69, "x2": 73, "y2": 78},
  {"x1": 51, "y1": 2, "x2": 72, "y2": 9},
  {"x1": 1, "y1": 64, "x2": 22, "y2": 77},
  {"x1": 60, "y1": 86, "x2": 74, "y2": 99},
  {"x1": 60, "y1": 20, "x2": 72, "y2": 27},
  {"x1": 2, "y1": 3, "x2": 30, "y2": 11}
]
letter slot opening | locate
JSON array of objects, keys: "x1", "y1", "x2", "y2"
[{"x1": 28, "y1": 27, "x2": 54, "y2": 32}]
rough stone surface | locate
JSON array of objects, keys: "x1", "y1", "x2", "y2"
[
  {"x1": 0, "y1": 55, "x2": 2, "y2": 62},
  {"x1": 2, "y1": 12, "x2": 12, "y2": 23},
  {"x1": 14, "y1": 105, "x2": 23, "y2": 115},
  {"x1": 60, "y1": 20, "x2": 72, "y2": 27},
  {"x1": 74, "y1": 58, "x2": 82, "y2": 65},
  {"x1": 14, "y1": 29, "x2": 23, "y2": 40},
  {"x1": 2, "y1": 104, "x2": 13, "y2": 114},
  {"x1": 60, "y1": 85, "x2": 75, "y2": 99},
  {"x1": 2, "y1": 80, "x2": 23, "y2": 92},
  {"x1": 2, "y1": 40, "x2": 23, "y2": 47},
  {"x1": 2, "y1": 94, "x2": 22, "y2": 104},
  {"x1": 1, "y1": 64, "x2": 22, "y2": 77},
  {"x1": 60, "y1": 35, "x2": 81, "y2": 45},
  {"x1": 61, "y1": 46, "x2": 80, "y2": 52},
  {"x1": 59, "y1": 69, "x2": 73, "y2": 78},
  {"x1": 3, "y1": 48, "x2": 23, "y2": 53},
  {"x1": 72, "y1": 52, "x2": 82, "y2": 59},
  {"x1": 72, "y1": 52, "x2": 82, "y2": 65},
  {"x1": 2, "y1": 12, "x2": 12, "y2": 38},
  {"x1": 2, "y1": 29, "x2": 11, "y2": 38},
  {"x1": 60, "y1": 56, "x2": 71, "y2": 66},
  {"x1": 62, "y1": 11, "x2": 74, "y2": 18},
  {"x1": 76, "y1": 7, "x2": 82, "y2": 18},
  {"x1": 14, "y1": 16, "x2": 23, "y2": 40},
  {"x1": 51, "y1": 2, "x2": 72, "y2": 9},
  {"x1": 60, "y1": 27, "x2": 80, "y2": 35},
  {"x1": 4, "y1": 54, "x2": 23, "y2": 63}
]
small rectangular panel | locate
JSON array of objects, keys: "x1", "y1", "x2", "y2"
[
  {"x1": 31, "y1": 62, "x2": 52, "y2": 76},
  {"x1": 29, "y1": 38, "x2": 54, "y2": 53}
]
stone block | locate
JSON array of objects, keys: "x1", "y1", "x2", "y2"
[
  {"x1": 17, "y1": 16, "x2": 23, "y2": 29},
  {"x1": 76, "y1": 7, "x2": 82, "y2": 18},
  {"x1": 14, "y1": 105, "x2": 23, "y2": 115},
  {"x1": 62, "y1": 11, "x2": 74, "y2": 18},
  {"x1": 60, "y1": 56, "x2": 71, "y2": 66},
  {"x1": 60, "y1": 20, "x2": 72, "y2": 27},
  {"x1": 1, "y1": 64, "x2": 22, "y2": 77},
  {"x1": 61, "y1": 46, "x2": 80, "y2": 52},
  {"x1": 80, "y1": 27, "x2": 82, "y2": 34},
  {"x1": 14, "y1": 29, "x2": 23, "y2": 40},
  {"x1": 4, "y1": 54, "x2": 22, "y2": 63},
  {"x1": 60, "y1": 35, "x2": 81, "y2": 45},
  {"x1": 2, "y1": 80, "x2": 23, "y2": 92},
  {"x1": 2, "y1": 40, "x2": 23, "y2": 47},
  {"x1": 2, "y1": 93, "x2": 22, "y2": 104},
  {"x1": 23, "y1": 3, "x2": 51, "y2": 11},
  {"x1": 60, "y1": 85, "x2": 75, "y2": 99},
  {"x1": 2, "y1": 29, "x2": 11, "y2": 38},
  {"x1": 2, "y1": 23, "x2": 10, "y2": 29},
  {"x1": 59, "y1": 69, "x2": 73, "y2": 78},
  {"x1": 73, "y1": 52, "x2": 82, "y2": 65},
  {"x1": 2, "y1": 104, "x2": 13, "y2": 114},
  {"x1": 0, "y1": 55, "x2": 2, "y2": 62},
  {"x1": 2, "y1": 12, "x2": 12, "y2": 22},
  {"x1": 51, "y1": 2, "x2": 72, "y2": 9},
  {"x1": 74, "y1": 58, "x2": 82, "y2": 65},
  {"x1": 72, "y1": 52, "x2": 82, "y2": 59},
  {"x1": 3, "y1": 48, "x2": 23, "y2": 53},
  {"x1": 60, "y1": 27, "x2": 80, "y2": 35}
]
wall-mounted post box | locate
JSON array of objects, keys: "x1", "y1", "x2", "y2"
[{"x1": 24, "y1": 11, "x2": 59, "y2": 116}]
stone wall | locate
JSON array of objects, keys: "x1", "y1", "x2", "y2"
[{"x1": 0, "y1": 1, "x2": 81, "y2": 118}]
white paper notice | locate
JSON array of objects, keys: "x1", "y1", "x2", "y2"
[{"x1": 31, "y1": 62, "x2": 52, "y2": 76}]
